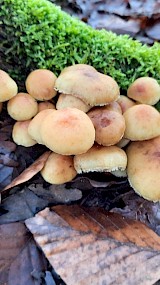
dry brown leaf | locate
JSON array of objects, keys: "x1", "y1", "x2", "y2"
[
  {"x1": 26, "y1": 205, "x2": 160, "y2": 285},
  {"x1": 0, "y1": 222, "x2": 48, "y2": 285},
  {"x1": 1, "y1": 151, "x2": 51, "y2": 193}
]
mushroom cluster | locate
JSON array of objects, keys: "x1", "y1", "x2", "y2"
[{"x1": 0, "y1": 65, "x2": 160, "y2": 202}]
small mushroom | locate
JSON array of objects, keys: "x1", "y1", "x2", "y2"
[
  {"x1": 123, "y1": 104, "x2": 160, "y2": 141},
  {"x1": 117, "y1": 95, "x2": 135, "y2": 113},
  {"x1": 126, "y1": 136, "x2": 160, "y2": 201},
  {"x1": 56, "y1": 93, "x2": 91, "y2": 113},
  {"x1": 28, "y1": 109, "x2": 55, "y2": 144},
  {"x1": 88, "y1": 107, "x2": 125, "y2": 146},
  {"x1": 7, "y1": 92, "x2": 38, "y2": 121},
  {"x1": 40, "y1": 108, "x2": 95, "y2": 155},
  {"x1": 12, "y1": 120, "x2": 37, "y2": 147},
  {"x1": 103, "y1": 101, "x2": 122, "y2": 114},
  {"x1": 38, "y1": 101, "x2": 56, "y2": 112},
  {"x1": 41, "y1": 152, "x2": 77, "y2": 184},
  {"x1": 55, "y1": 64, "x2": 120, "y2": 106},
  {"x1": 0, "y1": 70, "x2": 18, "y2": 102},
  {"x1": 26, "y1": 69, "x2": 57, "y2": 101},
  {"x1": 127, "y1": 77, "x2": 160, "y2": 105},
  {"x1": 74, "y1": 144, "x2": 127, "y2": 174}
]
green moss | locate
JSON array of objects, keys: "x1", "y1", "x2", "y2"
[{"x1": 0, "y1": 0, "x2": 160, "y2": 97}]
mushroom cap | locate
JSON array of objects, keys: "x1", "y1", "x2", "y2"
[
  {"x1": 127, "y1": 77, "x2": 160, "y2": 105},
  {"x1": 38, "y1": 101, "x2": 55, "y2": 112},
  {"x1": 74, "y1": 144, "x2": 127, "y2": 174},
  {"x1": 55, "y1": 64, "x2": 120, "y2": 106},
  {"x1": 103, "y1": 101, "x2": 122, "y2": 114},
  {"x1": 117, "y1": 95, "x2": 135, "y2": 113},
  {"x1": 26, "y1": 69, "x2": 57, "y2": 101},
  {"x1": 28, "y1": 109, "x2": 55, "y2": 144},
  {"x1": 126, "y1": 136, "x2": 160, "y2": 201},
  {"x1": 123, "y1": 104, "x2": 160, "y2": 141},
  {"x1": 12, "y1": 120, "x2": 37, "y2": 147},
  {"x1": 0, "y1": 70, "x2": 18, "y2": 102},
  {"x1": 61, "y1": 64, "x2": 97, "y2": 74},
  {"x1": 88, "y1": 107, "x2": 125, "y2": 146},
  {"x1": 40, "y1": 108, "x2": 95, "y2": 155},
  {"x1": 56, "y1": 94, "x2": 91, "y2": 113},
  {"x1": 7, "y1": 92, "x2": 38, "y2": 121},
  {"x1": 41, "y1": 152, "x2": 77, "y2": 184}
]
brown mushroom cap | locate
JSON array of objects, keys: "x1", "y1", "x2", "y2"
[
  {"x1": 38, "y1": 101, "x2": 56, "y2": 112},
  {"x1": 56, "y1": 94, "x2": 91, "y2": 113},
  {"x1": 88, "y1": 107, "x2": 125, "y2": 146},
  {"x1": 41, "y1": 152, "x2": 77, "y2": 184},
  {"x1": 12, "y1": 120, "x2": 37, "y2": 147},
  {"x1": 7, "y1": 92, "x2": 38, "y2": 121},
  {"x1": 55, "y1": 64, "x2": 120, "y2": 106},
  {"x1": 123, "y1": 104, "x2": 160, "y2": 141},
  {"x1": 74, "y1": 145, "x2": 127, "y2": 174},
  {"x1": 28, "y1": 109, "x2": 55, "y2": 144},
  {"x1": 126, "y1": 136, "x2": 160, "y2": 201},
  {"x1": 26, "y1": 69, "x2": 57, "y2": 101},
  {"x1": 0, "y1": 70, "x2": 18, "y2": 102},
  {"x1": 127, "y1": 77, "x2": 160, "y2": 105},
  {"x1": 117, "y1": 95, "x2": 136, "y2": 113},
  {"x1": 40, "y1": 108, "x2": 95, "y2": 155}
]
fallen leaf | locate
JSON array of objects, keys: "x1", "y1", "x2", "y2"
[
  {"x1": 1, "y1": 151, "x2": 51, "y2": 193},
  {"x1": 0, "y1": 222, "x2": 48, "y2": 285},
  {"x1": 26, "y1": 205, "x2": 160, "y2": 285}
]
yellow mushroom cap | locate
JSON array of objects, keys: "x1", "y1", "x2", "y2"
[
  {"x1": 41, "y1": 152, "x2": 77, "y2": 184},
  {"x1": 7, "y1": 92, "x2": 38, "y2": 121},
  {"x1": 74, "y1": 145, "x2": 127, "y2": 174},
  {"x1": 38, "y1": 101, "x2": 56, "y2": 112},
  {"x1": 88, "y1": 107, "x2": 125, "y2": 146},
  {"x1": 40, "y1": 108, "x2": 95, "y2": 155},
  {"x1": 123, "y1": 104, "x2": 160, "y2": 141},
  {"x1": 56, "y1": 94, "x2": 91, "y2": 113},
  {"x1": 127, "y1": 77, "x2": 160, "y2": 105},
  {"x1": 55, "y1": 64, "x2": 120, "y2": 106},
  {"x1": 126, "y1": 136, "x2": 160, "y2": 201},
  {"x1": 117, "y1": 95, "x2": 136, "y2": 113},
  {"x1": 28, "y1": 109, "x2": 55, "y2": 144},
  {"x1": 0, "y1": 70, "x2": 18, "y2": 102},
  {"x1": 26, "y1": 69, "x2": 57, "y2": 101},
  {"x1": 12, "y1": 120, "x2": 37, "y2": 147}
]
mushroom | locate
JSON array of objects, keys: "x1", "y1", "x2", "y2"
[
  {"x1": 117, "y1": 95, "x2": 136, "y2": 113},
  {"x1": 123, "y1": 104, "x2": 160, "y2": 141},
  {"x1": 28, "y1": 109, "x2": 55, "y2": 144},
  {"x1": 127, "y1": 77, "x2": 160, "y2": 105},
  {"x1": 126, "y1": 136, "x2": 160, "y2": 201},
  {"x1": 7, "y1": 92, "x2": 38, "y2": 121},
  {"x1": 56, "y1": 93, "x2": 91, "y2": 113},
  {"x1": 40, "y1": 108, "x2": 95, "y2": 155},
  {"x1": 41, "y1": 152, "x2": 77, "y2": 184},
  {"x1": 103, "y1": 101, "x2": 122, "y2": 114},
  {"x1": 12, "y1": 120, "x2": 37, "y2": 147},
  {"x1": 74, "y1": 144, "x2": 127, "y2": 174},
  {"x1": 26, "y1": 69, "x2": 57, "y2": 101},
  {"x1": 0, "y1": 70, "x2": 18, "y2": 102},
  {"x1": 88, "y1": 107, "x2": 125, "y2": 146},
  {"x1": 38, "y1": 101, "x2": 56, "y2": 112},
  {"x1": 116, "y1": 137, "x2": 130, "y2": 148},
  {"x1": 54, "y1": 64, "x2": 120, "y2": 106}
]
